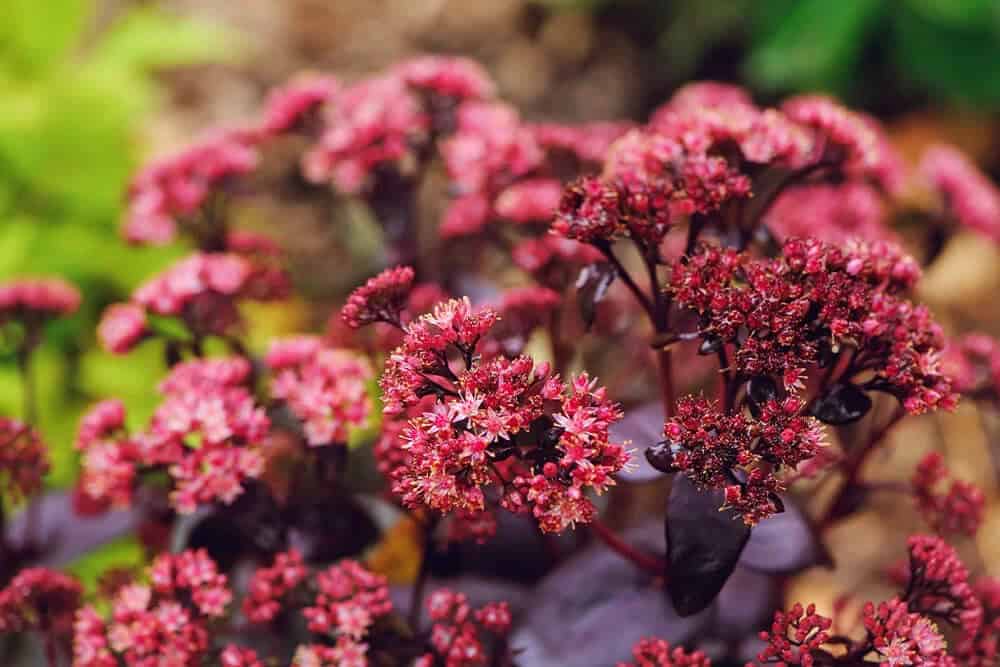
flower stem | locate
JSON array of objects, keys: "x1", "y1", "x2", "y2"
[
  {"x1": 656, "y1": 348, "x2": 676, "y2": 420},
  {"x1": 595, "y1": 243, "x2": 654, "y2": 319},
  {"x1": 589, "y1": 518, "x2": 667, "y2": 577},
  {"x1": 819, "y1": 407, "x2": 905, "y2": 531}
]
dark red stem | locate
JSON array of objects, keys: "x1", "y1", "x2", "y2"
[{"x1": 589, "y1": 518, "x2": 667, "y2": 577}]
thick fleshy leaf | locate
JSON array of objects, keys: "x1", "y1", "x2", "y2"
[
  {"x1": 576, "y1": 262, "x2": 616, "y2": 330},
  {"x1": 513, "y1": 522, "x2": 708, "y2": 666},
  {"x1": 740, "y1": 496, "x2": 829, "y2": 574},
  {"x1": 665, "y1": 474, "x2": 751, "y2": 616},
  {"x1": 610, "y1": 402, "x2": 666, "y2": 482},
  {"x1": 811, "y1": 382, "x2": 872, "y2": 425},
  {"x1": 10, "y1": 491, "x2": 139, "y2": 568}
]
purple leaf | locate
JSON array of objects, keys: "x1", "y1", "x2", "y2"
[
  {"x1": 513, "y1": 522, "x2": 708, "y2": 666},
  {"x1": 711, "y1": 566, "x2": 775, "y2": 640},
  {"x1": 576, "y1": 262, "x2": 616, "y2": 330},
  {"x1": 610, "y1": 402, "x2": 665, "y2": 483},
  {"x1": 10, "y1": 491, "x2": 139, "y2": 568},
  {"x1": 740, "y1": 496, "x2": 829, "y2": 574},
  {"x1": 665, "y1": 474, "x2": 751, "y2": 616}
]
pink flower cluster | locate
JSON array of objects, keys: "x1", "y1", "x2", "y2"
[
  {"x1": 942, "y1": 333, "x2": 1000, "y2": 396},
  {"x1": 242, "y1": 548, "x2": 309, "y2": 624},
  {"x1": 72, "y1": 550, "x2": 231, "y2": 667},
  {"x1": 415, "y1": 588, "x2": 512, "y2": 667},
  {"x1": 764, "y1": 182, "x2": 894, "y2": 245},
  {"x1": 292, "y1": 639, "x2": 368, "y2": 667},
  {"x1": 220, "y1": 645, "x2": 266, "y2": 667},
  {"x1": 267, "y1": 336, "x2": 373, "y2": 446},
  {"x1": 340, "y1": 265, "x2": 416, "y2": 329},
  {"x1": 862, "y1": 597, "x2": 952, "y2": 666},
  {"x1": 617, "y1": 637, "x2": 711, "y2": 667},
  {"x1": 0, "y1": 567, "x2": 81, "y2": 635},
  {"x1": 956, "y1": 578, "x2": 1000, "y2": 666},
  {"x1": 0, "y1": 417, "x2": 49, "y2": 504},
  {"x1": 671, "y1": 238, "x2": 954, "y2": 415},
  {"x1": 912, "y1": 451, "x2": 985, "y2": 537},
  {"x1": 76, "y1": 357, "x2": 268, "y2": 514},
  {"x1": 662, "y1": 395, "x2": 824, "y2": 524},
  {"x1": 920, "y1": 143, "x2": 1000, "y2": 243},
  {"x1": 753, "y1": 602, "x2": 832, "y2": 666},
  {"x1": 124, "y1": 129, "x2": 259, "y2": 246},
  {"x1": 905, "y1": 535, "x2": 983, "y2": 641},
  {"x1": 380, "y1": 298, "x2": 628, "y2": 534},
  {"x1": 259, "y1": 75, "x2": 339, "y2": 136},
  {"x1": 301, "y1": 560, "x2": 392, "y2": 656},
  {"x1": 0, "y1": 277, "x2": 80, "y2": 325}
]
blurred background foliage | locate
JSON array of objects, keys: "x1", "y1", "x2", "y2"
[{"x1": 2, "y1": 0, "x2": 999, "y2": 507}]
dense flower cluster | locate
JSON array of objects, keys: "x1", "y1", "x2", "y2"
[
  {"x1": 267, "y1": 337, "x2": 373, "y2": 445},
  {"x1": 124, "y1": 129, "x2": 259, "y2": 246},
  {"x1": 0, "y1": 277, "x2": 81, "y2": 325},
  {"x1": 415, "y1": 588, "x2": 512, "y2": 667},
  {"x1": 753, "y1": 602, "x2": 832, "y2": 666},
  {"x1": 341, "y1": 265, "x2": 416, "y2": 329},
  {"x1": 661, "y1": 395, "x2": 824, "y2": 524},
  {"x1": 904, "y1": 535, "x2": 983, "y2": 640},
  {"x1": 0, "y1": 417, "x2": 49, "y2": 504},
  {"x1": 220, "y1": 645, "x2": 266, "y2": 667},
  {"x1": 0, "y1": 567, "x2": 81, "y2": 635},
  {"x1": 76, "y1": 357, "x2": 268, "y2": 514},
  {"x1": 671, "y1": 238, "x2": 954, "y2": 415},
  {"x1": 301, "y1": 560, "x2": 392, "y2": 659},
  {"x1": 956, "y1": 578, "x2": 1000, "y2": 666},
  {"x1": 617, "y1": 638, "x2": 711, "y2": 667},
  {"x1": 259, "y1": 75, "x2": 339, "y2": 136},
  {"x1": 912, "y1": 452, "x2": 985, "y2": 537},
  {"x1": 943, "y1": 333, "x2": 1000, "y2": 396},
  {"x1": 379, "y1": 298, "x2": 628, "y2": 533},
  {"x1": 72, "y1": 550, "x2": 231, "y2": 667},
  {"x1": 242, "y1": 548, "x2": 309, "y2": 624},
  {"x1": 764, "y1": 182, "x2": 893, "y2": 244},
  {"x1": 862, "y1": 597, "x2": 952, "y2": 666},
  {"x1": 920, "y1": 143, "x2": 1000, "y2": 243}
]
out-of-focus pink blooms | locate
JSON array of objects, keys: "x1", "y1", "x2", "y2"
[
  {"x1": 495, "y1": 179, "x2": 564, "y2": 224},
  {"x1": 440, "y1": 193, "x2": 492, "y2": 238},
  {"x1": 942, "y1": 333, "x2": 1000, "y2": 395},
  {"x1": 0, "y1": 278, "x2": 81, "y2": 325},
  {"x1": 394, "y1": 55, "x2": 495, "y2": 101},
  {"x1": 912, "y1": 452, "x2": 985, "y2": 537},
  {"x1": 75, "y1": 400, "x2": 138, "y2": 511},
  {"x1": 511, "y1": 236, "x2": 603, "y2": 275},
  {"x1": 906, "y1": 535, "x2": 982, "y2": 643},
  {"x1": 301, "y1": 560, "x2": 392, "y2": 639},
  {"x1": 765, "y1": 182, "x2": 894, "y2": 244},
  {"x1": 341, "y1": 265, "x2": 416, "y2": 330},
  {"x1": 243, "y1": 548, "x2": 309, "y2": 624},
  {"x1": 97, "y1": 303, "x2": 148, "y2": 354},
  {"x1": 617, "y1": 637, "x2": 712, "y2": 667},
  {"x1": 124, "y1": 129, "x2": 259, "y2": 246},
  {"x1": 920, "y1": 143, "x2": 1000, "y2": 243},
  {"x1": 861, "y1": 597, "x2": 953, "y2": 666},
  {"x1": 293, "y1": 639, "x2": 368, "y2": 667},
  {"x1": 420, "y1": 589, "x2": 512, "y2": 667},
  {"x1": 955, "y1": 578, "x2": 1000, "y2": 666},
  {"x1": 529, "y1": 121, "x2": 636, "y2": 164},
  {"x1": 0, "y1": 418, "x2": 49, "y2": 504},
  {"x1": 267, "y1": 340, "x2": 374, "y2": 446},
  {"x1": 0, "y1": 568, "x2": 81, "y2": 635},
  {"x1": 259, "y1": 75, "x2": 339, "y2": 135},
  {"x1": 220, "y1": 645, "x2": 265, "y2": 667}
]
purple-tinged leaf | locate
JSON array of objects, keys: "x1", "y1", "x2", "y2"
[
  {"x1": 740, "y1": 496, "x2": 830, "y2": 574},
  {"x1": 513, "y1": 522, "x2": 708, "y2": 666},
  {"x1": 10, "y1": 491, "x2": 139, "y2": 568},
  {"x1": 811, "y1": 382, "x2": 872, "y2": 425},
  {"x1": 665, "y1": 474, "x2": 751, "y2": 616},
  {"x1": 610, "y1": 402, "x2": 666, "y2": 483},
  {"x1": 576, "y1": 262, "x2": 616, "y2": 330}
]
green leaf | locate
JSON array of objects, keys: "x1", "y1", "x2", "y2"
[
  {"x1": 67, "y1": 536, "x2": 146, "y2": 597},
  {"x1": 0, "y1": 0, "x2": 88, "y2": 78},
  {"x1": 905, "y1": 0, "x2": 998, "y2": 29},
  {"x1": 746, "y1": 0, "x2": 884, "y2": 94}
]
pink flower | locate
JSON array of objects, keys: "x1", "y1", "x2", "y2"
[
  {"x1": 341, "y1": 265, "x2": 416, "y2": 329},
  {"x1": 494, "y1": 178, "x2": 564, "y2": 223},
  {"x1": 422, "y1": 589, "x2": 512, "y2": 667},
  {"x1": 220, "y1": 645, "x2": 265, "y2": 667},
  {"x1": 920, "y1": 143, "x2": 1000, "y2": 242},
  {"x1": 617, "y1": 637, "x2": 711, "y2": 667},
  {"x1": 753, "y1": 602, "x2": 832, "y2": 666},
  {"x1": 912, "y1": 452, "x2": 985, "y2": 537},
  {"x1": 98, "y1": 303, "x2": 148, "y2": 354},
  {"x1": 243, "y1": 548, "x2": 309, "y2": 624},
  {"x1": 765, "y1": 182, "x2": 894, "y2": 245},
  {"x1": 0, "y1": 278, "x2": 80, "y2": 325},
  {"x1": 259, "y1": 75, "x2": 339, "y2": 135},
  {"x1": 302, "y1": 560, "x2": 392, "y2": 639},
  {"x1": 529, "y1": 121, "x2": 635, "y2": 164},
  {"x1": 0, "y1": 568, "x2": 81, "y2": 635},
  {"x1": 0, "y1": 418, "x2": 49, "y2": 504},
  {"x1": 394, "y1": 55, "x2": 495, "y2": 101}
]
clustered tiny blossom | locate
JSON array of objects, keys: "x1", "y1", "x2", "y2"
[
  {"x1": 0, "y1": 417, "x2": 49, "y2": 504},
  {"x1": 340, "y1": 265, "x2": 416, "y2": 329},
  {"x1": 380, "y1": 298, "x2": 628, "y2": 534},
  {"x1": 74, "y1": 399, "x2": 137, "y2": 511},
  {"x1": 862, "y1": 597, "x2": 953, "y2": 666},
  {"x1": 301, "y1": 559, "x2": 391, "y2": 661},
  {"x1": 220, "y1": 645, "x2": 266, "y2": 667},
  {"x1": 242, "y1": 548, "x2": 309, "y2": 624},
  {"x1": 765, "y1": 182, "x2": 894, "y2": 245},
  {"x1": 415, "y1": 588, "x2": 512, "y2": 667},
  {"x1": 0, "y1": 567, "x2": 82, "y2": 635},
  {"x1": 904, "y1": 535, "x2": 983, "y2": 641},
  {"x1": 259, "y1": 75, "x2": 339, "y2": 136},
  {"x1": 920, "y1": 143, "x2": 1000, "y2": 243},
  {"x1": 617, "y1": 637, "x2": 711, "y2": 667},
  {"x1": 661, "y1": 395, "x2": 824, "y2": 524},
  {"x1": 912, "y1": 452, "x2": 985, "y2": 537},
  {"x1": 0, "y1": 277, "x2": 80, "y2": 326},
  {"x1": 753, "y1": 602, "x2": 832, "y2": 666},
  {"x1": 266, "y1": 337, "x2": 373, "y2": 446}
]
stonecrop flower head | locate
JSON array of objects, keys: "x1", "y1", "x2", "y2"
[
  {"x1": 764, "y1": 182, "x2": 894, "y2": 245},
  {"x1": 753, "y1": 602, "x2": 832, "y2": 666},
  {"x1": 100, "y1": 252, "x2": 286, "y2": 354},
  {"x1": 863, "y1": 597, "x2": 953, "y2": 666},
  {"x1": 0, "y1": 277, "x2": 80, "y2": 330},
  {"x1": 416, "y1": 588, "x2": 512, "y2": 667},
  {"x1": 658, "y1": 395, "x2": 824, "y2": 524},
  {"x1": 340, "y1": 265, "x2": 416, "y2": 329},
  {"x1": 124, "y1": 128, "x2": 259, "y2": 246},
  {"x1": 266, "y1": 337, "x2": 373, "y2": 446},
  {"x1": 72, "y1": 549, "x2": 231, "y2": 667},
  {"x1": 75, "y1": 400, "x2": 138, "y2": 512},
  {"x1": 920, "y1": 143, "x2": 1000, "y2": 243},
  {"x1": 671, "y1": 238, "x2": 954, "y2": 416},
  {"x1": 379, "y1": 297, "x2": 628, "y2": 534},
  {"x1": 259, "y1": 75, "x2": 339, "y2": 136},
  {"x1": 0, "y1": 417, "x2": 49, "y2": 505},
  {"x1": 912, "y1": 452, "x2": 985, "y2": 537},
  {"x1": 955, "y1": 578, "x2": 1000, "y2": 666},
  {"x1": 904, "y1": 535, "x2": 983, "y2": 641},
  {"x1": 302, "y1": 560, "x2": 392, "y2": 645},
  {"x1": 242, "y1": 548, "x2": 309, "y2": 624},
  {"x1": 617, "y1": 637, "x2": 711, "y2": 667},
  {"x1": 0, "y1": 567, "x2": 82, "y2": 636}
]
